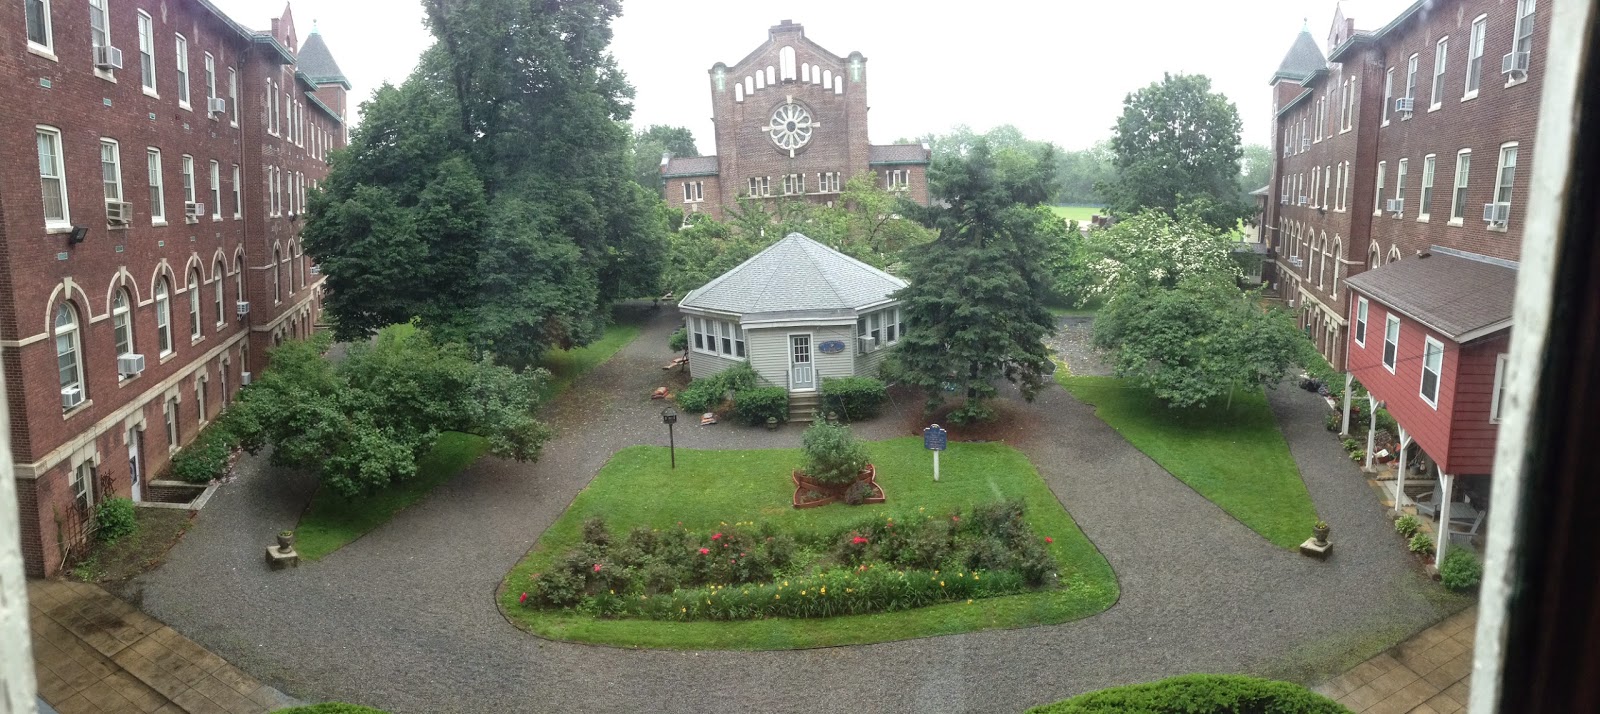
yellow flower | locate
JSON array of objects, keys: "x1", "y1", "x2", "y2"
[
  {"x1": 967, "y1": 599, "x2": 973, "y2": 605},
  {"x1": 820, "y1": 587, "x2": 827, "y2": 594},
  {"x1": 609, "y1": 589, "x2": 614, "y2": 594},
  {"x1": 801, "y1": 590, "x2": 806, "y2": 596},
  {"x1": 940, "y1": 581, "x2": 945, "y2": 587},
  {"x1": 783, "y1": 581, "x2": 789, "y2": 587},
  {"x1": 775, "y1": 594, "x2": 780, "y2": 600},
  {"x1": 681, "y1": 607, "x2": 686, "y2": 613},
  {"x1": 846, "y1": 588, "x2": 854, "y2": 593},
  {"x1": 973, "y1": 574, "x2": 980, "y2": 581}
]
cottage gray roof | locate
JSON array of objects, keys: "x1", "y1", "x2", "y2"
[
  {"x1": 1272, "y1": 29, "x2": 1326, "y2": 83},
  {"x1": 663, "y1": 155, "x2": 720, "y2": 178},
  {"x1": 1344, "y1": 250, "x2": 1517, "y2": 343},
  {"x1": 868, "y1": 144, "x2": 932, "y2": 165},
  {"x1": 296, "y1": 30, "x2": 349, "y2": 89},
  {"x1": 680, "y1": 233, "x2": 906, "y2": 318}
]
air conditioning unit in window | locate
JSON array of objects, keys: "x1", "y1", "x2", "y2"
[
  {"x1": 1483, "y1": 202, "x2": 1511, "y2": 224},
  {"x1": 105, "y1": 200, "x2": 132, "y2": 226},
  {"x1": 208, "y1": 97, "x2": 228, "y2": 115},
  {"x1": 1502, "y1": 51, "x2": 1530, "y2": 77},
  {"x1": 1394, "y1": 97, "x2": 1414, "y2": 114},
  {"x1": 236, "y1": 300, "x2": 251, "y2": 317},
  {"x1": 94, "y1": 45, "x2": 124, "y2": 70},
  {"x1": 61, "y1": 386, "x2": 84, "y2": 410},
  {"x1": 1386, "y1": 198, "x2": 1405, "y2": 214},
  {"x1": 1300, "y1": 138, "x2": 1310, "y2": 151},
  {"x1": 241, "y1": 371, "x2": 252, "y2": 386},
  {"x1": 1297, "y1": 195, "x2": 1308, "y2": 206},
  {"x1": 185, "y1": 202, "x2": 204, "y2": 219},
  {"x1": 117, "y1": 353, "x2": 146, "y2": 377},
  {"x1": 308, "y1": 265, "x2": 321, "y2": 275}
]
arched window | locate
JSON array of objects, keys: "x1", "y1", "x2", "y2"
[
  {"x1": 112, "y1": 289, "x2": 134, "y2": 364},
  {"x1": 155, "y1": 278, "x2": 173, "y2": 355},
  {"x1": 735, "y1": 83, "x2": 744, "y2": 102},
  {"x1": 801, "y1": 62, "x2": 810, "y2": 83},
  {"x1": 213, "y1": 260, "x2": 225, "y2": 324},
  {"x1": 1331, "y1": 238, "x2": 1343, "y2": 297},
  {"x1": 56, "y1": 303, "x2": 85, "y2": 402},
  {"x1": 294, "y1": 245, "x2": 304, "y2": 290},
  {"x1": 273, "y1": 247, "x2": 282, "y2": 303},
  {"x1": 812, "y1": 67, "x2": 822, "y2": 85},
  {"x1": 765, "y1": 66, "x2": 775, "y2": 86},
  {"x1": 1320, "y1": 233, "x2": 1331, "y2": 289},
  {"x1": 834, "y1": 76, "x2": 843, "y2": 94},
  {"x1": 755, "y1": 71, "x2": 765, "y2": 90},
  {"x1": 1388, "y1": 245, "x2": 1402, "y2": 264},
  {"x1": 780, "y1": 47, "x2": 796, "y2": 81},
  {"x1": 744, "y1": 76, "x2": 754, "y2": 95},
  {"x1": 188, "y1": 269, "x2": 202, "y2": 336},
  {"x1": 822, "y1": 69, "x2": 833, "y2": 89}
]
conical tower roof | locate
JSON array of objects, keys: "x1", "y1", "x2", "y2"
[
  {"x1": 1271, "y1": 28, "x2": 1326, "y2": 84},
  {"x1": 297, "y1": 28, "x2": 349, "y2": 89}
]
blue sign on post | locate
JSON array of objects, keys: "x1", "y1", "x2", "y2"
[{"x1": 923, "y1": 424, "x2": 947, "y2": 482}]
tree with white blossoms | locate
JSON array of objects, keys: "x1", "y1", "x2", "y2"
[{"x1": 1075, "y1": 203, "x2": 1244, "y2": 302}]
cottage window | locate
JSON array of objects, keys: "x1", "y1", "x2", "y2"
[
  {"x1": 1383, "y1": 314, "x2": 1401, "y2": 373},
  {"x1": 692, "y1": 318, "x2": 705, "y2": 351},
  {"x1": 71, "y1": 461, "x2": 94, "y2": 514},
  {"x1": 1420, "y1": 337, "x2": 1444, "y2": 407},
  {"x1": 857, "y1": 307, "x2": 901, "y2": 354},
  {"x1": 691, "y1": 317, "x2": 744, "y2": 359},
  {"x1": 1355, "y1": 298, "x2": 1368, "y2": 346}
]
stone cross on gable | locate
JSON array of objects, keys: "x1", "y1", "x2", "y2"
[{"x1": 849, "y1": 58, "x2": 863, "y2": 82}]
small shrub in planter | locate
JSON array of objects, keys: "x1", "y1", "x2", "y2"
[
  {"x1": 94, "y1": 497, "x2": 138, "y2": 544},
  {"x1": 821, "y1": 376, "x2": 889, "y2": 422},
  {"x1": 799, "y1": 422, "x2": 870, "y2": 487},
  {"x1": 733, "y1": 386, "x2": 788, "y2": 426},
  {"x1": 1395, "y1": 514, "x2": 1422, "y2": 538},
  {"x1": 1408, "y1": 532, "x2": 1435, "y2": 556},
  {"x1": 668, "y1": 327, "x2": 688, "y2": 353},
  {"x1": 1439, "y1": 549, "x2": 1482, "y2": 591},
  {"x1": 166, "y1": 419, "x2": 240, "y2": 483},
  {"x1": 843, "y1": 479, "x2": 875, "y2": 505}
]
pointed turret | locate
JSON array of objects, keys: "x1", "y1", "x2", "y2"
[{"x1": 1271, "y1": 28, "x2": 1327, "y2": 84}]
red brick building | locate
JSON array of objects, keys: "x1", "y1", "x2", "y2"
[
  {"x1": 661, "y1": 20, "x2": 930, "y2": 220},
  {"x1": 4, "y1": 0, "x2": 347, "y2": 576},
  {"x1": 1267, "y1": 0, "x2": 1547, "y2": 561}
]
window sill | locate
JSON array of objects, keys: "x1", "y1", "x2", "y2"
[
  {"x1": 45, "y1": 224, "x2": 74, "y2": 235},
  {"x1": 1447, "y1": 218, "x2": 1465, "y2": 227},
  {"x1": 191, "y1": 335, "x2": 205, "y2": 346},
  {"x1": 184, "y1": 218, "x2": 199, "y2": 225},
  {"x1": 1505, "y1": 76, "x2": 1528, "y2": 89},
  {"x1": 1428, "y1": 103, "x2": 1441, "y2": 112},
  {"x1": 27, "y1": 45, "x2": 59, "y2": 62},
  {"x1": 107, "y1": 223, "x2": 129, "y2": 231},
  {"x1": 143, "y1": 87, "x2": 160, "y2": 99},
  {"x1": 178, "y1": 102, "x2": 192, "y2": 112},
  {"x1": 95, "y1": 69, "x2": 117, "y2": 83},
  {"x1": 152, "y1": 220, "x2": 168, "y2": 227},
  {"x1": 230, "y1": 122, "x2": 239, "y2": 129},
  {"x1": 1462, "y1": 91, "x2": 1478, "y2": 102},
  {"x1": 118, "y1": 373, "x2": 140, "y2": 387},
  {"x1": 211, "y1": 215, "x2": 222, "y2": 222},
  {"x1": 63, "y1": 400, "x2": 94, "y2": 420},
  {"x1": 1487, "y1": 223, "x2": 1510, "y2": 233},
  {"x1": 159, "y1": 351, "x2": 176, "y2": 364},
  {"x1": 1417, "y1": 215, "x2": 1431, "y2": 223}
]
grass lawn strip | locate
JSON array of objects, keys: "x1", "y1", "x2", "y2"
[
  {"x1": 499, "y1": 438, "x2": 1118, "y2": 649},
  {"x1": 1057, "y1": 375, "x2": 1318, "y2": 550},
  {"x1": 294, "y1": 319, "x2": 641, "y2": 561},
  {"x1": 1048, "y1": 205, "x2": 1102, "y2": 224}
]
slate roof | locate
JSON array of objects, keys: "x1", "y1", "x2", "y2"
[
  {"x1": 662, "y1": 156, "x2": 720, "y2": 178},
  {"x1": 680, "y1": 233, "x2": 906, "y2": 318},
  {"x1": 1272, "y1": 29, "x2": 1327, "y2": 83},
  {"x1": 1344, "y1": 251, "x2": 1517, "y2": 343},
  {"x1": 296, "y1": 30, "x2": 350, "y2": 88},
  {"x1": 868, "y1": 144, "x2": 932, "y2": 165}
]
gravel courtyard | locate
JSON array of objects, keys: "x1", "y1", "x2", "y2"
[{"x1": 128, "y1": 308, "x2": 1465, "y2": 713}]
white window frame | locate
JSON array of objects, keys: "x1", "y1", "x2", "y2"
[
  {"x1": 1466, "y1": 15, "x2": 1487, "y2": 98},
  {"x1": 1382, "y1": 67, "x2": 1394, "y2": 125},
  {"x1": 196, "y1": 375, "x2": 208, "y2": 425},
  {"x1": 89, "y1": 0, "x2": 111, "y2": 74},
  {"x1": 209, "y1": 160, "x2": 221, "y2": 219},
  {"x1": 164, "y1": 397, "x2": 179, "y2": 450},
  {"x1": 1374, "y1": 161, "x2": 1386, "y2": 216},
  {"x1": 25, "y1": 0, "x2": 55, "y2": 57},
  {"x1": 1394, "y1": 158, "x2": 1408, "y2": 217},
  {"x1": 37, "y1": 126, "x2": 70, "y2": 229},
  {"x1": 273, "y1": 248, "x2": 282, "y2": 303},
  {"x1": 1419, "y1": 154, "x2": 1437, "y2": 221},
  {"x1": 55, "y1": 302, "x2": 85, "y2": 402},
  {"x1": 689, "y1": 317, "x2": 745, "y2": 360},
  {"x1": 857, "y1": 306, "x2": 902, "y2": 354},
  {"x1": 213, "y1": 261, "x2": 225, "y2": 327},
  {"x1": 1490, "y1": 353, "x2": 1510, "y2": 423},
  {"x1": 155, "y1": 278, "x2": 173, "y2": 356},
  {"x1": 1420, "y1": 336, "x2": 1444, "y2": 408},
  {"x1": 1492, "y1": 142, "x2": 1519, "y2": 228},
  {"x1": 112, "y1": 288, "x2": 134, "y2": 370},
  {"x1": 180, "y1": 154, "x2": 196, "y2": 221},
  {"x1": 232, "y1": 164, "x2": 242, "y2": 218},
  {"x1": 1451, "y1": 149, "x2": 1472, "y2": 224},
  {"x1": 1403, "y1": 53, "x2": 1419, "y2": 113},
  {"x1": 1511, "y1": 0, "x2": 1537, "y2": 78},
  {"x1": 137, "y1": 11, "x2": 156, "y2": 95},
  {"x1": 229, "y1": 68, "x2": 239, "y2": 127},
  {"x1": 174, "y1": 34, "x2": 190, "y2": 109},
  {"x1": 100, "y1": 139, "x2": 123, "y2": 206},
  {"x1": 1431, "y1": 37, "x2": 1448, "y2": 110},
  {"x1": 1383, "y1": 314, "x2": 1401, "y2": 373},
  {"x1": 148, "y1": 147, "x2": 165, "y2": 224},
  {"x1": 187, "y1": 269, "x2": 202, "y2": 339},
  {"x1": 71, "y1": 462, "x2": 93, "y2": 514}
]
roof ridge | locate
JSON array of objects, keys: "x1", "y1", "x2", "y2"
[{"x1": 792, "y1": 234, "x2": 853, "y2": 308}]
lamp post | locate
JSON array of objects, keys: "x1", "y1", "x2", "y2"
[{"x1": 661, "y1": 407, "x2": 678, "y2": 469}]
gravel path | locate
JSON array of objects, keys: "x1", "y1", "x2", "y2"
[
  {"x1": 131, "y1": 307, "x2": 1461, "y2": 713},
  {"x1": 1045, "y1": 317, "x2": 1113, "y2": 377}
]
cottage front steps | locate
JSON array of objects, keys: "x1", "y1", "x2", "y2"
[{"x1": 788, "y1": 392, "x2": 821, "y2": 423}]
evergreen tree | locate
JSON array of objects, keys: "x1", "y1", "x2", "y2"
[{"x1": 892, "y1": 141, "x2": 1059, "y2": 422}]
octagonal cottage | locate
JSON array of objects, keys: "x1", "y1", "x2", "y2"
[{"x1": 678, "y1": 233, "x2": 905, "y2": 418}]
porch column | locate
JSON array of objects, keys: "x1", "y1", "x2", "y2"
[
  {"x1": 1340, "y1": 372, "x2": 1354, "y2": 436},
  {"x1": 1436, "y1": 470, "x2": 1455, "y2": 566},
  {"x1": 1365, "y1": 393, "x2": 1379, "y2": 470},
  {"x1": 1393, "y1": 427, "x2": 1412, "y2": 515}
]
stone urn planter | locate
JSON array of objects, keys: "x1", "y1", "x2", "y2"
[
  {"x1": 766, "y1": 416, "x2": 779, "y2": 431},
  {"x1": 276, "y1": 530, "x2": 295, "y2": 552},
  {"x1": 1312, "y1": 521, "x2": 1331, "y2": 546},
  {"x1": 791, "y1": 464, "x2": 886, "y2": 508}
]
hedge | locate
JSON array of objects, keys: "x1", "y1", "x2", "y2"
[
  {"x1": 1028, "y1": 674, "x2": 1351, "y2": 713},
  {"x1": 822, "y1": 376, "x2": 889, "y2": 422},
  {"x1": 165, "y1": 417, "x2": 241, "y2": 483},
  {"x1": 1440, "y1": 549, "x2": 1482, "y2": 592},
  {"x1": 676, "y1": 363, "x2": 760, "y2": 414},
  {"x1": 732, "y1": 386, "x2": 787, "y2": 426}
]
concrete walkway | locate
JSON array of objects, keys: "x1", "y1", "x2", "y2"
[
  {"x1": 29, "y1": 579, "x2": 295, "y2": 714},
  {"x1": 127, "y1": 307, "x2": 1467, "y2": 713},
  {"x1": 1314, "y1": 607, "x2": 1476, "y2": 713}
]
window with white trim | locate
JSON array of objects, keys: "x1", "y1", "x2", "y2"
[
  {"x1": 27, "y1": 0, "x2": 55, "y2": 53},
  {"x1": 1394, "y1": 158, "x2": 1408, "y2": 216},
  {"x1": 209, "y1": 160, "x2": 221, "y2": 219},
  {"x1": 164, "y1": 397, "x2": 179, "y2": 450},
  {"x1": 148, "y1": 148, "x2": 165, "y2": 223},
  {"x1": 175, "y1": 34, "x2": 190, "y2": 108},
  {"x1": 1466, "y1": 15, "x2": 1487, "y2": 97},
  {"x1": 197, "y1": 375, "x2": 207, "y2": 424},
  {"x1": 1490, "y1": 353, "x2": 1510, "y2": 423},
  {"x1": 1323, "y1": 165, "x2": 1331, "y2": 208},
  {"x1": 89, "y1": 0, "x2": 110, "y2": 62},
  {"x1": 273, "y1": 247, "x2": 282, "y2": 303},
  {"x1": 682, "y1": 181, "x2": 704, "y2": 202},
  {"x1": 155, "y1": 277, "x2": 172, "y2": 355},
  {"x1": 213, "y1": 260, "x2": 225, "y2": 326},
  {"x1": 71, "y1": 462, "x2": 93, "y2": 514},
  {"x1": 188, "y1": 269, "x2": 202, "y2": 337},
  {"x1": 1513, "y1": 0, "x2": 1537, "y2": 62},
  {"x1": 138, "y1": 11, "x2": 155, "y2": 92},
  {"x1": 1420, "y1": 155, "x2": 1437, "y2": 219},
  {"x1": 1404, "y1": 54, "x2": 1419, "y2": 109},
  {"x1": 690, "y1": 317, "x2": 744, "y2": 359},
  {"x1": 1451, "y1": 149, "x2": 1472, "y2": 222},
  {"x1": 229, "y1": 68, "x2": 239, "y2": 126},
  {"x1": 1493, "y1": 143, "x2": 1519, "y2": 225},
  {"x1": 1382, "y1": 67, "x2": 1394, "y2": 124},
  {"x1": 38, "y1": 127, "x2": 69, "y2": 227},
  {"x1": 231, "y1": 164, "x2": 241, "y2": 218},
  {"x1": 1341, "y1": 161, "x2": 1351, "y2": 209},
  {"x1": 1383, "y1": 314, "x2": 1401, "y2": 372},
  {"x1": 857, "y1": 307, "x2": 903, "y2": 354},
  {"x1": 747, "y1": 176, "x2": 770, "y2": 197},
  {"x1": 783, "y1": 173, "x2": 805, "y2": 195},
  {"x1": 204, "y1": 53, "x2": 216, "y2": 108},
  {"x1": 886, "y1": 170, "x2": 908, "y2": 190},
  {"x1": 1431, "y1": 37, "x2": 1448, "y2": 109},
  {"x1": 56, "y1": 303, "x2": 84, "y2": 404},
  {"x1": 112, "y1": 289, "x2": 134, "y2": 370},
  {"x1": 180, "y1": 155, "x2": 196, "y2": 219},
  {"x1": 101, "y1": 139, "x2": 123, "y2": 207},
  {"x1": 1420, "y1": 337, "x2": 1444, "y2": 407},
  {"x1": 1374, "y1": 161, "x2": 1386, "y2": 216}
]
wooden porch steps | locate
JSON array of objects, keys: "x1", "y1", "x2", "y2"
[{"x1": 788, "y1": 392, "x2": 821, "y2": 423}]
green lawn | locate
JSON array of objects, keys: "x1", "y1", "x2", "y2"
[
  {"x1": 1049, "y1": 205, "x2": 1102, "y2": 224},
  {"x1": 499, "y1": 438, "x2": 1119, "y2": 649},
  {"x1": 293, "y1": 319, "x2": 642, "y2": 560},
  {"x1": 1057, "y1": 375, "x2": 1318, "y2": 549},
  {"x1": 1048, "y1": 297, "x2": 1105, "y2": 318}
]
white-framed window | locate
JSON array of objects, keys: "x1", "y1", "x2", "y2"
[
  {"x1": 174, "y1": 34, "x2": 190, "y2": 108},
  {"x1": 1394, "y1": 158, "x2": 1408, "y2": 215},
  {"x1": 1343, "y1": 77, "x2": 1356, "y2": 131},
  {"x1": 155, "y1": 277, "x2": 172, "y2": 355},
  {"x1": 1349, "y1": 295, "x2": 1365, "y2": 346},
  {"x1": 856, "y1": 307, "x2": 903, "y2": 354},
  {"x1": 209, "y1": 160, "x2": 221, "y2": 219},
  {"x1": 746, "y1": 176, "x2": 770, "y2": 197},
  {"x1": 112, "y1": 288, "x2": 134, "y2": 369},
  {"x1": 71, "y1": 462, "x2": 93, "y2": 514},
  {"x1": 38, "y1": 127, "x2": 71, "y2": 229},
  {"x1": 1323, "y1": 165, "x2": 1331, "y2": 207},
  {"x1": 273, "y1": 247, "x2": 282, "y2": 303},
  {"x1": 1383, "y1": 314, "x2": 1401, "y2": 373},
  {"x1": 187, "y1": 269, "x2": 202, "y2": 337},
  {"x1": 1513, "y1": 0, "x2": 1537, "y2": 63},
  {"x1": 204, "y1": 53, "x2": 216, "y2": 107},
  {"x1": 89, "y1": 0, "x2": 110, "y2": 64},
  {"x1": 233, "y1": 254, "x2": 243, "y2": 308},
  {"x1": 148, "y1": 148, "x2": 165, "y2": 224},
  {"x1": 1335, "y1": 163, "x2": 1345, "y2": 211},
  {"x1": 689, "y1": 317, "x2": 745, "y2": 359},
  {"x1": 682, "y1": 181, "x2": 703, "y2": 202},
  {"x1": 56, "y1": 302, "x2": 84, "y2": 404},
  {"x1": 1404, "y1": 53, "x2": 1419, "y2": 108},
  {"x1": 26, "y1": 0, "x2": 54, "y2": 54},
  {"x1": 1451, "y1": 149, "x2": 1472, "y2": 222},
  {"x1": 1382, "y1": 67, "x2": 1394, "y2": 124},
  {"x1": 1317, "y1": 233, "x2": 1328, "y2": 288},
  {"x1": 229, "y1": 68, "x2": 239, "y2": 126},
  {"x1": 1420, "y1": 337, "x2": 1444, "y2": 407},
  {"x1": 213, "y1": 260, "x2": 225, "y2": 326},
  {"x1": 1493, "y1": 143, "x2": 1519, "y2": 225},
  {"x1": 1490, "y1": 353, "x2": 1510, "y2": 423},
  {"x1": 1466, "y1": 15, "x2": 1487, "y2": 97},
  {"x1": 164, "y1": 396, "x2": 179, "y2": 450},
  {"x1": 1431, "y1": 37, "x2": 1448, "y2": 109},
  {"x1": 100, "y1": 139, "x2": 123, "y2": 208},
  {"x1": 1419, "y1": 154, "x2": 1437, "y2": 219},
  {"x1": 180, "y1": 155, "x2": 196, "y2": 219},
  {"x1": 1310, "y1": 172, "x2": 1319, "y2": 208},
  {"x1": 232, "y1": 164, "x2": 241, "y2": 218},
  {"x1": 137, "y1": 11, "x2": 155, "y2": 93},
  {"x1": 1373, "y1": 161, "x2": 1386, "y2": 216},
  {"x1": 887, "y1": 169, "x2": 909, "y2": 190},
  {"x1": 783, "y1": 173, "x2": 804, "y2": 195},
  {"x1": 197, "y1": 374, "x2": 208, "y2": 424}
]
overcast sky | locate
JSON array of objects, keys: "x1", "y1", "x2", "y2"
[{"x1": 210, "y1": 0, "x2": 1418, "y2": 153}]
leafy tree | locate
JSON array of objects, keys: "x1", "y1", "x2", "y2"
[
  {"x1": 1100, "y1": 73, "x2": 1250, "y2": 232},
  {"x1": 892, "y1": 141, "x2": 1060, "y2": 422},
  {"x1": 1093, "y1": 277, "x2": 1302, "y2": 408},
  {"x1": 232, "y1": 327, "x2": 551, "y2": 498},
  {"x1": 1072, "y1": 205, "x2": 1244, "y2": 304},
  {"x1": 631, "y1": 124, "x2": 699, "y2": 191},
  {"x1": 1053, "y1": 140, "x2": 1114, "y2": 206},
  {"x1": 1237, "y1": 143, "x2": 1272, "y2": 204}
]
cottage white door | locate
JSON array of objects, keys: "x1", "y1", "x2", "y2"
[{"x1": 790, "y1": 335, "x2": 815, "y2": 390}]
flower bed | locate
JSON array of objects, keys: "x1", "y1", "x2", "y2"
[{"x1": 521, "y1": 500, "x2": 1058, "y2": 622}]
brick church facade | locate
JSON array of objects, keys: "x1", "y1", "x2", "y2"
[
  {"x1": 661, "y1": 20, "x2": 930, "y2": 220},
  {"x1": 4, "y1": 0, "x2": 347, "y2": 576}
]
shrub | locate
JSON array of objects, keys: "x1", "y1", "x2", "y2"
[
  {"x1": 732, "y1": 386, "x2": 788, "y2": 426},
  {"x1": 1395, "y1": 515, "x2": 1422, "y2": 538},
  {"x1": 676, "y1": 363, "x2": 761, "y2": 414},
  {"x1": 1026, "y1": 673, "x2": 1348, "y2": 713},
  {"x1": 821, "y1": 377, "x2": 889, "y2": 422},
  {"x1": 581, "y1": 517, "x2": 612, "y2": 549},
  {"x1": 1409, "y1": 533, "x2": 1435, "y2": 556},
  {"x1": 528, "y1": 569, "x2": 586, "y2": 608},
  {"x1": 165, "y1": 419, "x2": 239, "y2": 483},
  {"x1": 1342, "y1": 438, "x2": 1361, "y2": 452},
  {"x1": 843, "y1": 480, "x2": 875, "y2": 505},
  {"x1": 799, "y1": 422, "x2": 871, "y2": 486},
  {"x1": 668, "y1": 327, "x2": 688, "y2": 353},
  {"x1": 94, "y1": 497, "x2": 137, "y2": 544},
  {"x1": 948, "y1": 399, "x2": 995, "y2": 425},
  {"x1": 1439, "y1": 549, "x2": 1482, "y2": 592}
]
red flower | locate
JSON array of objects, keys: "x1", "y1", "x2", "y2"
[
  {"x1": 519, "y1": 592, "x2": 528, "y2": 604},
  {"x1": 712, "y1": 533, "x2": 723, "y2": 540},
  {"x1": 852, "y1": 536, "x2": 868, "y2": 545},
  {"x1": 952, "y1": 515, "x2": 960, "y2": 522},
  {"x1": 593, "y1": 563, "x2": 602, "y2": 572},
  {"x1": 1045, "y1": 537, "x2": 1054, "y2": 544},
  {"x1": 730, "y1": 559, "x2": 735, "y2": 563},
  {"x1": 699, "y1": 548, "x2": 710, "y2": 555}
]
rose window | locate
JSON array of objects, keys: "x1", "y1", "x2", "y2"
[{"x1": 767, "y1": 103, "x2": 814, "y2": 152}]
